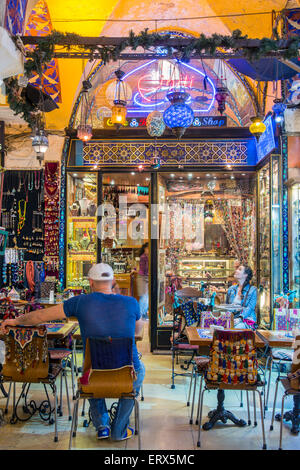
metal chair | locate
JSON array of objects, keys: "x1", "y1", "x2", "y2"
[
  {"x1": 270, "y1": 334, "x2": 300, "y2": 449},
  {"x1": 187, "y1": 312, "x2": 233, "y2": 424},
  {"x1": 69, "y1": 336, "x2": 141, "y2": 450},
  {"x1": 0, "y1": 326, "x2": 68, "y2": 442},
  {"x1": 196, "y1": 329, "x2": 266, "y2": 449}
]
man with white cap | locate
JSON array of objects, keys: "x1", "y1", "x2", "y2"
[{"x1": 0, "y1": 262, "x2": 145, "y2": 442}]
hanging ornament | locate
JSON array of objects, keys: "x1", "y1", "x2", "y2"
[
  {"x1": 146, "y1": 110, "x2": 165, "y2": 137},
  {"x1": 111, "y1": 69, "x2": 127, "y2": 127},
  {"x1": 249, "y1": 116, "x2": 266, "y2": 142},
  {"x1": 272, "y1": 98, "x2": 286, "y2": 125},
  {"x1": 163, "y1": 91, "x2": 194, "y2": 139},
  {"x1": 77, "y1": 79, "x2": 93, "y2": 141},
  {"x1": 204, "y1": 199, "x2": 214, "y2": 224},
  {"x1": 215, "y1": 82, "x2": 228, "y2": 116}
]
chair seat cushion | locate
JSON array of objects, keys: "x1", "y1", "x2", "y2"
[
  {"x1": 280, "y1": 377, "x2": 300, "y2": 395},
  {"x1": 272, "y1": 349, "x2": 293, "y2": 361},
  {"x1": 175, "y1": 343, "x2": 198, "y2": 350},
  {"x1": 194, "y1": 356, "x2": 210, "y2": 372},
  {"x1": 49, "y1": 349, "x2": 72, "y2": 362}
]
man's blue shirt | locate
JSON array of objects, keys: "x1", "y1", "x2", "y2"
[{"x1": 63, "y1": 292, "x2": 141, "y2": 371}]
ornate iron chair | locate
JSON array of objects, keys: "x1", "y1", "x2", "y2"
[
  {"x1": 196, "y1": 329, "x2": 266, "y2": 449},
  {"x1": 187, "y1": 312, "x2": 234, "y2": 425},
  {"x1": 0, "y1": 325, "x2": 70, "y2": 442},
  {"x1": 69, "y1": 336, "x2": 141, "y2": 450},
  {"x1": 270, "y1": 334, "x2": 300, "y2": 449}
]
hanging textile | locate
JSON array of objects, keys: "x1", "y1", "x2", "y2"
[
  {"x1": 215, "y1": 198, "x2": 254, "y2": 265},
  {"x1": 44, "y1": 162, "x2": 59, "y2": 276}
]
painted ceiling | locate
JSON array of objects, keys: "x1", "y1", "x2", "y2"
[{"x1": 4, "y1": 0, "x2": 299, "y2": 131}]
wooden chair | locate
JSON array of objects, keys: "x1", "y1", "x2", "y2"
[
  {"x1": 0, "y1": 326, "x2": 70, "y2": 442},
  {"x1": 270, "y1": 334, "x2": 300, "y2": 449},
  {"x1": 187, "y1": 312, "x2": 233, "y2": 425},
  {"x1": 196, "y1": 329, "x2": 266, "y2": 449},
  {"x1": 69, "y1": 336, "x2": 141, "y2": 450}
]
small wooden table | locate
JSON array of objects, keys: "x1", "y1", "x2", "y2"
[
  {"x1": 256, "y1": 329, "x2": 295, "y2": 349},
  {"x1": 0, "y1": 321, "x2": 77, "y2": 341},
  {"x1": 186, "y1": 326, "x2": 266, "y2": 348}
]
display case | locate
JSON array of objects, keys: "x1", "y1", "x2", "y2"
[
  {"x1": 177, "y1": 256, "x2": 234, "y2": 286},
  {"x1": 257, "y1": 157, "x2": 282, "y2": 327},
  {"x1": 289, "y1": 183, "x2": 300, "y2": 307},
  {"x1": 66, "y1": 172, "x2": 98, "y2": 290}
]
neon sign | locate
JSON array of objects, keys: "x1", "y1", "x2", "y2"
[
  {"x1": 103, "y1": 116, "x2": 226, "y2": 129},
  {"x1": 122, "y1": 60, "x2": 216, "y2": 114}
]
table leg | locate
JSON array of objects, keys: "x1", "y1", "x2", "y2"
[
  {"x1": 275, "y1": 395, "x2": 300, "y2": 434},
  {"x1": 203, "y1": 389, "x2": 247, "y2": 430}
]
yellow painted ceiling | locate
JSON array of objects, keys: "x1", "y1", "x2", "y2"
[{"x1": 25, "y1": 0, "x2": 298, "y2": 130}]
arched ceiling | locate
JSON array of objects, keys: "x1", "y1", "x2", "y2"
[{"x1": 4, "y1": 0, "x2": 299, "y2": 130}]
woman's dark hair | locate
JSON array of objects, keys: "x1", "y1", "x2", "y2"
[
  {"x1": 139, "y1": 242, "x2": 149, "y2": 257},
  {"x1": 241, "y1": 265, "x2": 253, "y2": 291}
]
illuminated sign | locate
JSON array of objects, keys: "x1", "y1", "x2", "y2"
[
  {"x1": 256, "y1": 115, "x2": 276, "y2": 162},
  {"x1": 122, "y1": 60, "x2": 216, "y2": 114},
  {"x1": 103, "y1": 116, "x2": 226, "y2": 129}
]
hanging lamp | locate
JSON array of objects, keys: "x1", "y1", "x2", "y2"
[
  {"x1": 163, "y1": 60, "x2": 194, "y2": 139},
  {"x1": 77, "y1": 79, "x2": 93, "y2": 141},
  {"x1": 249, "y1": 81, "x2": 266, "y2": 142},
  {"x1": 111, "y1": 69, "x2": 127, "y2": 127},
  {"x1": 249, "y1": 116, "x2": 266, "y2": 142},
  {"x1": 215, "y1": 60, "x2": 228, "y2": 115},
  {"x1": 272, "y1": 98, "x2": 287, "y2": 125}
]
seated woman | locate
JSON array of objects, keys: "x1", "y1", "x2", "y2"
[{"x1": 226, "y1": 265, "x2": 257, "y2": 329}]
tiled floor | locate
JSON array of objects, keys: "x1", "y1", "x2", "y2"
[{"x1": 0, "y1": 325, "x2": 299, "y2": 450}]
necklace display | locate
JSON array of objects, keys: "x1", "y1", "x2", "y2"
[{"x1": 17, "y1": 199, "x2": 27, "y2": 235}]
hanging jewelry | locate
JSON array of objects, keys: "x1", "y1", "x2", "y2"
[
  {"x1": 28, "y1": 172, "x2": 33, "y2": 191},
  {"x1": 17, "y1": 199, "x2": 27, "y2": 235},
  {"x1": 35, "y1": 170, "x2": 41, "y2": 190}
]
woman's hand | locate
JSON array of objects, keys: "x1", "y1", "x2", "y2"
[{"x1": 0, "y1": 318, "x2": 18, "y2": 334}]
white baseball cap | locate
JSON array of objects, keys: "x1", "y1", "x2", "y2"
[{"x1": 88, "y1": 263, "x2": 114, "y2": 281}]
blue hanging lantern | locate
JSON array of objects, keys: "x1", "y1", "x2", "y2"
[
  {"x1": 163, "y1": 91, "x2": 194, "y2": 139},
  {"x1": 272, "y1": 99, "x2": 286, "y2": 125}
]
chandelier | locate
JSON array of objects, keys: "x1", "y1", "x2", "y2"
[
  {"x1": 111, "y1": 69, "x2": 127, "y2": 127},
  {"x1": 272, "y1": 98, "x2": 286, "y2": 125},
  {"x1": 77, "y1": 79, "x2": 93, "y2": 141}
]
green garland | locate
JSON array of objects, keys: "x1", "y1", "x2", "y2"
[{"x1": 4, "y1": 28, "x2": 300, "y2": 127}]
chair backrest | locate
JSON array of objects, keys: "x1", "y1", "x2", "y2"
[
  {"x1": 200, "y1": 311, "x2": 233, "y2": 329},
  {"x1": 1, "y1": 326, "x2": 49, "y2": 382},
  {"x1": 289, "y1": 334, "x2": 300, "y2": 390},
  {"x1": 79, "y1": 337, "x2": 135, "y2": 398},
  {"x1": 205, "y1": 329, "x2": 258, "y2": 386}
]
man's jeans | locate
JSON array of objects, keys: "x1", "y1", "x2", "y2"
[
  {"x1": 139, "y1": 294, "x2": 149, "y2": 319},
  {"x1": 89, "y1": 362, "x2": 145, "y2": 440}
]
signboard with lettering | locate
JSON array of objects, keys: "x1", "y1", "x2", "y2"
[
  {"x1": 103, "y1": 116, "x2": 227, "y2": 129},
  {"x1": 256, "y1": 115, "x2": 276, "y2": 162}
]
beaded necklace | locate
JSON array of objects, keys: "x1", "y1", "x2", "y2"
[{"x1": 17, "y1": 199, "x2": 27, "y2": 235}]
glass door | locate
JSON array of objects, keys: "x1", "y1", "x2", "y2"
[
  {"x1": 257, "y1": 163, "x2": 271, "y2": 327},
  {"x1": 66, "y1": 171, "x2": 98, "y2": 291},
  {"x1": 290, "y1": 183, "x2": 300, "y2": 307}
]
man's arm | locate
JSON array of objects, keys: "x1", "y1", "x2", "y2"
[
  {"x1": 0, "y1": 304, "x2": 67, "y2": 334},
  {"x1": 135, "y1": 319, "x2": 144, "y2": 337}
]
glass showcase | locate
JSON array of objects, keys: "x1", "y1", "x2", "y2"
[
  {"x1": 289, "y1": 183, "x2": 300, "y2": 308},
  {"x1": 66, "y1": 172, "x2": 98, "y2": 289},
  {"x1": 156, "y1": 171, "x2": 256, "y2": 329}
]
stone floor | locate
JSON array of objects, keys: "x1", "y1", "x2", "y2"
[{"x1": 0, "y1": 325, "x2": 299, "y2": 451}]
